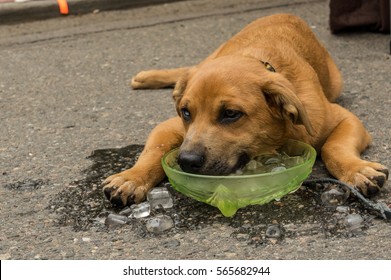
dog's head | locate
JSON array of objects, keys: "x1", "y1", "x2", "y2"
[{"x1": 173, "y1": 56, "x2": 313, "y2": 175}]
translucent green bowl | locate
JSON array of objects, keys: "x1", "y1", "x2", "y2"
[{"x1": 162, "y1": 139, "x2": 316, "y2": 217}]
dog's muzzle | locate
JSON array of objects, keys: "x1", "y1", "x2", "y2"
[
  {"x1": 177, "y1": 150, "x2": 205, "y2": 174},
  {"x1": 177, "y1": 149, "x2": 250, "y2": 175}
]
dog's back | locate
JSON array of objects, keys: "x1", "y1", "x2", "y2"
[{"x1": 207, "y1": 14, "x2": 342, "y2": 102}]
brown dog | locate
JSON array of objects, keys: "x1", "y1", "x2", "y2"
[{"x1": 103, "y1": 14, "x2": 388, "y2": 207}]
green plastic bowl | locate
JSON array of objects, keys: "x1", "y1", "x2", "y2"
[{"x1": 162, "y1": 139, "x2": 316, "y2": 217}]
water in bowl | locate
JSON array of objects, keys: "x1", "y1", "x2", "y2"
[
  {"x1": 171, "y1": 152, "x2": 305, "y2": 175},
  {"x1": 233, "y1": 152, "x2": 305, "y2": 175}
]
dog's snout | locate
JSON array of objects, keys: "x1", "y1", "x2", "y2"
[{"x1": 178, "y1": 151, "x2": 205, "y2": 174}]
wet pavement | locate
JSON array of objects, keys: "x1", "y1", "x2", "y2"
[
  {"x1": 1, "y1": 0, "x2": 391, "y2": 259},
  {"x1": 47, "y1": 144, "x2": 390, "y2": 246}
]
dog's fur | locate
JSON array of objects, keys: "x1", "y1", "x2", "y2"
[{"x1": 103, "y1": 14, "x2": 388, "y2": 207}]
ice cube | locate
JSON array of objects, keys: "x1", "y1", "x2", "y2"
[
  {"x1": 255, "y1": 154, "x2": 278, "y2": 164},
  {"x1": 105, "y1": 213, "x2": 128, "y2": 227},
  {"x1": 147, "y1": 187, "x2": 173, "y2": 209},
  {"x1": 119, "y1": 206, "x2": 132, "y2": 216},
  {"x1": 344, "y1": 214, "x2": 364, "y2": 231},
  {"x1": 145, "y1": 214, "x2": 174, "y2": 233},
  {"x1": 271, "y1": 166, "x2": 287, "y2": 173},
  {"x1": 321, "y1": 188, "x2": 349, "y2": 206},
  {"x1": 282, "y1": 156, "x2": 305, "y2": 168},
  {"x1": 336, "y1": 206, "x2": 350, "y2": 213},
  {"x1": 245, "y1": 160, "x2": 258, "y2": 170},
  {"x1": 264, "y1": 157, "x2": 281, "y2": 165},
  {"x1": 130, "y1": 201, "x2": 151, "y2": 218}
]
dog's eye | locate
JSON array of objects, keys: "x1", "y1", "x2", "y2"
[
  {"x1": 220, "y1": 109, "x2": 243, "y2": 124},
  {"x1": 181, "y1": 108, "x2": 191, "y2": 122}
]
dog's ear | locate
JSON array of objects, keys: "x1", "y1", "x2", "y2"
[
  {"x1": 172, "y1": 74, "x2": 188, "y2": 104},
  {"x1": 262, "y1": 77, "x2": 315, "y2": 136}
]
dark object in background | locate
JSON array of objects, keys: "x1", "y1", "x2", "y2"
[{"x1": 329, "y1": 0, "x2": 390, "y2": 34}]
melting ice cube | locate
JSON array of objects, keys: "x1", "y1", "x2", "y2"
[
  {"x1": 105, "y1": 213, "x2": 128, "y2": 227},
  {"x1": 147, "y1": 187, "x2": 173, "y2": 209},
  {"x1": 344, "y1": 214, "x2": 364, "y2": 231},
  {"x1": 145, "y1": 214, "x2": 174, "y2": 233},
  {"x1": 321, "y1": 188, "x2": 349, "y2": 206},
  {"x1": 129, "y1": 201, "x2": 151, "y2": 219}
]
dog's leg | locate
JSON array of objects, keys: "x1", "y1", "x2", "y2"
[
  {"x1": 102, "y1": 117, "x2": 184, "y2": 206},
  {"x1": 131, "y1": 67, "x2": 191, "y2": 89},
  {"x1": 324, "y1": 56, "x2": 343, "y2": 102},
  {"x1": 321, "y1": 105, "x2": 388, "y2": 196}
]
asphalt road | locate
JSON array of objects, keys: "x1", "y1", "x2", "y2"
[{"x1": 1, "y1": 0, "x2": 390, "y2": 260}]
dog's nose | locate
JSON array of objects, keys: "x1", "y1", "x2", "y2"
[{"x1": 177, "y1": 151, "x2": 205, "y2": 174}]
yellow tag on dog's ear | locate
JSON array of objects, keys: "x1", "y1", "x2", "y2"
[{"x1": 261, "y1": 61, "x2": 276, "y2": 72}]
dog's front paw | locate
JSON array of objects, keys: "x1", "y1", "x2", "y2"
[
  {"x1": 102, "y1": 170, "x2": 150, "y2": 207},
  {"x1": 131, "y1": 71, "x2": 150, "y2": 89},
  {"x1": 131, "y1": 70, "x2": 162, "y2": 89},
  {"x1": 341, "y1": 161, "x2": 389, "y2": 196},
  {"x1": 131, "y1": 70, "x2": 175, "y2": 89}
]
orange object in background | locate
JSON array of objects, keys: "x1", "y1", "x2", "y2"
[{"x1": 57, "y1": 0, "x2": 69, "y2": 15}]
